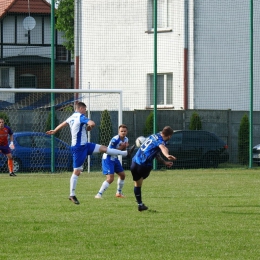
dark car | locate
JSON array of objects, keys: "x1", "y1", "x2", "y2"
[
  {"x1": 123, "y1": 130, "x2": 229, "y2": 169},
  {"x1": 0, "y1": 132, "x2": 72, "y2": 173},
  {"x1": 253, "y1": 144, "x2": 260, "y2": 165}
]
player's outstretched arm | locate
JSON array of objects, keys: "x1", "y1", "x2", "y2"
[
  {"x1": 159, "y1": 144, "x2": 177, "y2": 161},
  {"x1": 46, "y1": 121, "x2": 68, "y2": 135},
  {"x1": 156, "y1": 154, "x2": 174, "y2": 168}
]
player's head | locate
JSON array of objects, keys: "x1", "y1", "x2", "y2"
[
  {"x1": 161, "y1": 126, "x2": 173, "y2": 141},
  {"x1": 0, "y1": 118, "x2": 4, "y2": 128},
  {"x1": 75, "y1": 102, "x2": 87, "y2": 114},
  {"x1": 118, "y1": 124, "x2": 128, "y2": 137}
]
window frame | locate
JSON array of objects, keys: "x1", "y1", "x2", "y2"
[
  {"x1": 148, "y1": 73, "x2": 173, "y2": 108},
  {"x1": 146, "y1": 0, "x2": 172, "y2": 33},
  {"x1": 19, "y1": 74, "x2": 37, "y2": 89},
  {"x1": 0, "y1": 68, "x2": 10, "y2": 88}
]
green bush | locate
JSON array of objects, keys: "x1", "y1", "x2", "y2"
[
  {"x1": 0, "y1": 112, "x2": 11, "y2": 128},
  {"x1": 189, "y1": 112, "x2": 202, "y2": 130},
  {"x1": 143, "y1": 111, "x2": 154, "y2": 136},
  {"x1": 238, "y1": 114, "x2": 249, "y2": 165},
  {"x1": 99, "y1": 110, "x2": 113, "y2": 146}
]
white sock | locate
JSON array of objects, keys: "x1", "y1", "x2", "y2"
[
  {"x1": 70, "y1": 174, "x2": 78, "y2": 196},
  {"x1": 106, "y1": 147, "x2": 127, "y2": 157},
  {"x1": 98, "y1": 181, "x2": 110, "y2": 195},
  {"x1": 117, "y1": 179, "x2": 124, "y2": 194}
]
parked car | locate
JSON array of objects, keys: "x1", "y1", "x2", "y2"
[
  {"x1": 0, "y1": 132, "x2": 72, "y2": 173},
  {"x1": 123, "y1": 130, "x2": 229, "y2": 169},
  {"x1": 253, "y1": 144, "x2": 260, "y2": 165}
]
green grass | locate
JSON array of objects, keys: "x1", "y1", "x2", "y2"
[{"x1": 1, "y1": 167, "x2": 260, "y2": 260}]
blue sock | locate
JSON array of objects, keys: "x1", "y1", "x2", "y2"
[{"x1": 134, "y1": 186, "x2": 142, "y2": 204}]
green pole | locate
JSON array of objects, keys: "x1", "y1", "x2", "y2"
[
  {"x1": 249, "y1": 0, "x2": 253, "y2": 168},
  {"x1": 51, "y1": 0, "x2": 55, "y2": 173},
  {"x1": 153, "y1": 0, "x2": 158, "y2": 170}
]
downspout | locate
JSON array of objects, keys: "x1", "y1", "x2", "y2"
[{"x1": 184, "y1": 0, "x2": 188, "y2": 110}]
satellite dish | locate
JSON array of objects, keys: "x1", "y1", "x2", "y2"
[{"x1": 23, "y1": 16, "x2": 36, "y2": 31}]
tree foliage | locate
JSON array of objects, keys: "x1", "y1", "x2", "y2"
[
  {"x1": 189, "y1": 112, "x2": 202, "y2": 130},
  {"x1": 238, "y1": 114, "x2": 249, "y2": 165},
  {"x1": 143, "y1": 111, "x2": 154, "y2": 136},
  {"x1": 55, "y1": 0, "x2": 74, "y2": 55},
  {"x1": 0, "y1": 112, "x2": 11, "y2": 128}
]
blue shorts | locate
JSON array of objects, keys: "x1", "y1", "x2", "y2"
[
  {"x1": 102, "y1": 158, "x2": 124, "y2": 175},
  {"x1": 71, "y1": 143, "x2": 96, "y2": 168},
  {"x1": 0, "y1": 146, "x2": 11, "y2": 155}
]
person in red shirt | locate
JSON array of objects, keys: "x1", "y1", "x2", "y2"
[{"x1": 0, "y1": 118, "x2": 16, "y2": 176}]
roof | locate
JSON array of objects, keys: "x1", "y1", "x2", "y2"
[{"x1": 0, "y1": 0, "x2": 51, "y2": 19}]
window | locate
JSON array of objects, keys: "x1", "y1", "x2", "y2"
[
  {"x1": 148, "y1": 0, "x2": 171, "y2": 31},
  {"x1": 1, "y1": 68, "x2": 10, "y2": 88},
  {"x1": 170, "y1": 132, "x2": 183, "y2": 145},
  {"x1": 56, "y1": 46, "x2": 68, "y2": 61},
  {"x1": 19, "y1": 74, "x2": 37, "y2": 88},
  {"x1": 149, "y1": 73, "x2": 173, "y2": 106}
]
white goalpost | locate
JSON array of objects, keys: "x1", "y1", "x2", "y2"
[{"x1": 0, "y1": 88, "x2": 123, "y2": 173}]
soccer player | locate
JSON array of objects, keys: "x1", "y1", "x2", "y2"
[
  {"x1": 46, "y1": 102, "x2": 135, "y2": 205},
  {"x1": 0, "y1": 118, "x2": 16, "y2": 176},
  {"x1": 95, "y1": 124, "x2": 129, "y2": 199},
  {"x1": 130, "y1": 126, "x2": 177, "y2": 211}
]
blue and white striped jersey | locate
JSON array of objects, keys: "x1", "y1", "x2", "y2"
[
  {"x1": 66, "y1": 112, "x2": 90, "y2": 146},
  {"x1": 102, "y1": 134, "x2": 129, "y2": 161}
]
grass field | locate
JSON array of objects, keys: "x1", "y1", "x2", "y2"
[{"x1": 1, "y1": 167, "x2": 260, "y2": 260}]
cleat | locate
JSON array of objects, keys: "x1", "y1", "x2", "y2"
[
  {"x1": 138, "y1": 204, "x2": 148, "y2": 212},
  {"x1": 127, "y1": 145, "x2": 136, "y2": 158},
  {"x1": 95, "y1": 194, "x2": 102, "y2": 199},
  {"x1": 69, "y1": 196, "x2": 80, "y2": 205},
  {"x1": 9, "y1": 172, "x2": 16, "y2": 177},
  {"x1": 116, "y1": 193, "x2": 125, "y2": 198}
]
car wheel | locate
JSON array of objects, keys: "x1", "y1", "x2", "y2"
[
  {"x1": 203, "y1": 153, "x2": 219, "y2": 168},
  {"x1": 13, "y1": 158, "x2": 22, "y2": 173}
]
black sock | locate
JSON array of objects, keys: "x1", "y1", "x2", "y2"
[{"x1": 134, "y1": 186, "x2": 142, "y2": 204}]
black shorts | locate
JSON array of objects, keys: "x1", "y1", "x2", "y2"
[{"x1": 130, "y1": 162, "x2": 152, "y2": 181}]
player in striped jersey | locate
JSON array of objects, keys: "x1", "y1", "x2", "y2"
[{"x1": 46, "y1": 102, "x2": 134, "y2": 205}]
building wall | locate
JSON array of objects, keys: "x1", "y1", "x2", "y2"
[
  {"x1": 80, "y1": 0, "x2": 185, "y2": 111},
  {"x1": 15, "y1": 64, "x2": 71, "y2": 89},
  {"x1": 192, "y1": 0, "x2": 259, "y2": 110},
  {"x1": 80, "y1": 0, "x2": 260, "y2": 111}
]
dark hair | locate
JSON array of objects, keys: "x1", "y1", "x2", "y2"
[
  {"x1": 119, "y1": 124, "x2": 128, "y2": 129},
  {"x1": 76, "y1": 102, "x2": 86, "y2": 109},
  {"x1": 161, "y1": 126, "x2": 173, "y2": 136}
]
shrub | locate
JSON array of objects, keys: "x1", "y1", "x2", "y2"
[
  {"x1": 189, "y1": 112, "x2": 202, "y2": 130},
  {"x1": 143, "y1": 111, "x2": 154, "y2": 136},
  {"x1": 238, "y1": 114, "x2": 249, "y2": 165},
  {"x1": 0, "y1": 112, "x2": 11, "y2": 128}
]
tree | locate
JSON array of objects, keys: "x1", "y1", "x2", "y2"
[
  {"x1": 55, "y1": 0, "x2": 74, "y2": 55},
  {"x1": 99, "y1": 110, "x2": 113, "y2": 146},
  {"x1": 238, "y1": 114, "x2": 249, "y2": 165},
  {"x1": 189, "y1": 112, "x2": 202, "y2": 130},
  {"x1": 0, "y1": 112, "x2": 11, "y2": 127},
  {"x1": 143, "y1": 111, "x2": 154, "y2": 136}
]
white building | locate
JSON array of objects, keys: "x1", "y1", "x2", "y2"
[{"x1": 79, "y1": 0, "x2": 259, "y2": 111}]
